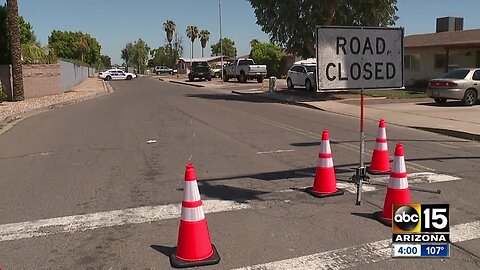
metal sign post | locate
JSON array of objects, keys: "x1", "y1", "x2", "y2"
[
  {"x1": 315, "y1": 26, "x2": 404, "y2": 205},
  {"x1": 351, "y1": 89, "x2": 369, "y2": 205}
]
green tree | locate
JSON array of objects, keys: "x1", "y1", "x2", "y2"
[
  {"x1": 0, "y1": 4, "x2": 36, "y2": 64},
  {"x1": 22, "y1": 43, "x2": 56, "y2": 64},
  {"x1": 199, "y1": 30, "x2": 210, "y2": 57},
  {"x1": 131, "y1": 38, "x2": 150, "y2": 73},
  {"x1": 148, "y1": 47, "x2": 164, "y2": 67},
  {"x1": 249, "y1": 0, "x2": 398, "y2": 57},
  {"x1": 211, "y1": 38, "x2": 237, "y2": 58},
  {"x1": 48, "y1": 30, "x2": 101, "y2": 65},
  {"x1": 250, "y1": 38, "x2": 260, "y2": 49},
  {"x1": 121, "y1": 42, "x2": 134, "y2": 70},
  {"x1": 185, "y1": 25, "x2": 198, "y2": 61},
  {"x1": 250, "y1": 42, "x2": 283, "y2": 76},
  {"x1": 7, "y1": 0, "x2": 24, "y2": 101},
  {"x1": 100, "y1": 55, "x2": 111, "y2": 69}
]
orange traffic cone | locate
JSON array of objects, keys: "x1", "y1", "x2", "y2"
[
  {"x1": 170, "y1": 164, "x2": 220, "y2": 268},
  {"x1": 367, "y1": 119, "x2": 391, "y2": 175},
  {"x1": 376, "y1": 144, "x2": 411, "y2": 226},
  {"x1": 306, "y1": 130, "x2": 344, "y2": 198}
]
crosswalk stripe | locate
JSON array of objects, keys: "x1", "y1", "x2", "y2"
[
  {"x1": 0, "y1": 200, "x2": 250, "y2": 242},
  {"x1": 233, "y1": 220, "x2": 480, "y2": 270}
]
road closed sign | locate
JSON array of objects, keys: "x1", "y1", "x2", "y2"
[{"x1": 316, "y1": 26, "x2": 404, "y2": 91}]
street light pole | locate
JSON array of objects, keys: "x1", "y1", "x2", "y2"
[{"x1": 219, "y1": 0, "x2": 223, "y2": 83}]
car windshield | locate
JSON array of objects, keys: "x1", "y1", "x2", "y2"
[
  {"x1": 193, "y1": 62, "x2": 208, "y2": 68},
  {"x1": 441, "y1": 69, "x2": 470, "y2": 79},
  {"x1": 305, "y1": 66, "x2": 316, "y2": 73}
]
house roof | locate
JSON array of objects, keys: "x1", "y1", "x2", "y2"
[
  {"x1": 179, "y1": 56, "x2": 232, "y2": 63},
  {"x1": 405, "y1": 29, "x2": 480, "y2": 48}
]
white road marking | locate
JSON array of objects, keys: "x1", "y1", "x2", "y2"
[
  {"x1": 234, "y1": 220, "x2": 480, "y2": 270},
  {"x1": 432, "y1": 141, "x2": 461, "y2": 149},
  {"x1": 288, "y1": 172, "x2": 460, "y2": 194},
  {"x1": 336, "y1": 182, "x2": 377, "y2": 193},
  {"x1": 0, "y1": 200, "x2": 250, "y2": 242},
  {"x1": 371, "y1": 172, "x2": 461, "y2": 184},
  {"x1": 256, "y1": 150, "x2": 295, "y2": 154}
]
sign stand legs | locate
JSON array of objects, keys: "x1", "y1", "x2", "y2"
[{"x1": 351, "y1": 89, "x2": 370, "y2": 205}]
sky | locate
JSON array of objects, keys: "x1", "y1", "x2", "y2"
[{"x1": 9, "y1": 0, "x2": 480, "y2": 65}]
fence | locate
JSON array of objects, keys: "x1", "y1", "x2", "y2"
[{"x1": 0, "y1": 60, "x2": 95, "y2": 100}]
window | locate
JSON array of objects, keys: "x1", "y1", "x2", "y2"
[
  {"x1": 238, "y1": 60, "x2": 254, "y2": 66},
  {"x1": 434, "y1": 54, "x2": 446, "y2": 69},
  {"x1": 473, "y1": 70, "x2": 480, "y2": 81},
  {"x1": 404, "y1": 54, "x2": 420, "y2": 70},
  {"x1": 441, "y1": 69, "x2": 469, "y2": 79}
]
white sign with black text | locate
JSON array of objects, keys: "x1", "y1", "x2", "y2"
[{"x1": 316, "y1": 26, "x2": 404, "y2": 91}]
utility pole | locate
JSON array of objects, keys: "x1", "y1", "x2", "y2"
[{"x1": 219, "y1": 0, "x2": 223, "y2": 83}]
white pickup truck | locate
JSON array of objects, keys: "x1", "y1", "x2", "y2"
[{"x1": 223, "y1": 59, "x2": 267, "y2": 83}]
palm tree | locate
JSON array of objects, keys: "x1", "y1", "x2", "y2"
[
  {"x1": 185, "y1": 25, "x2": 198, "y2": 64},
  {"x1": 7, "y1": 0, "x2": 24, "y2": 101},
  {"x1": 163, "y1": 20, "x2": 176, "y2": 67},
  {"x1": 163, "y1": 20, "x2": 176, "y2": 45},
  {"x1": 199, "y1": 30, "x2": 210, "y2": 57},
  {"x1": 77, "y1": 37, "x2": 89, "y2": 63}
]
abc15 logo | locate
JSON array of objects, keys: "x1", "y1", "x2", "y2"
[{"x1": 392, "y1": 204, "x2": 449, "y2": 233}]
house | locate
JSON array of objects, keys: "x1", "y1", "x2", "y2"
[
  {"x1": 176, "y1": 56, "x2": 233, "y2": 74},
  {"x1": 404, "y1": 17, "x2": 480, "y2": 86}
]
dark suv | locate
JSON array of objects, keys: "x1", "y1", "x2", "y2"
[{"x1": 188, "y1": 61, "x2": 212, "y2": 81}]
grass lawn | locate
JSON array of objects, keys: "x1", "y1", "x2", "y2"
[{"x1": 352, "y1": 89, "x2": 428, "y2": 99}]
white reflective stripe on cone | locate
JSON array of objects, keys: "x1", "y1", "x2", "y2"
[
  {"x1": 376, "y1": 142, "x2": 388, "y2": 151},
  {"x1": 320, "y1": 140, "x2": 331, "y2": 155},
  {"x1": 183, "y1": 181, "x2": 201, "y2": 202},
  {"x1": 318, "y1": 157, "x2": 334, "y2": 168},
  {"x1": 392, "y1": 156, "x2": 406, "y2": 174},
  {"x1": 388, "y1": 177, "x2": 409, "y2": 189},
  {"x1": 181, "y1": 206, "x2": 205, "y2": 222},
  {"x1": 378, "y1": 128, "x2": 387, "y2": 139}
]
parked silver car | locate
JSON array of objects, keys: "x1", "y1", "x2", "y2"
[
  {"x1": 287, "y1": 64, "x2": 317, "y2": 91},
  {"x1": 426, "y1": 68, "x2": 480, "y2": 106}
]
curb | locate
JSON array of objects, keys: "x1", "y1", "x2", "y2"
[
  {"x1": 169, "y1": 80, "x2": 205, "y2": 88},
  {"x1": 0, "y1": 79, "x2": 114, "y2": 136}
]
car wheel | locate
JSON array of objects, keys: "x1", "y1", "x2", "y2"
[
  {"x1": 156, "y1": 72, "x2": 160, "y2": 75},
  {"x1": 207, "y1": 76, "x2": 212, "y2": 81},
  {"x1": 188, "y1": 74, "x2": 194, "y2": 81},
  {"x1": 223, "y1": 72, "x2": 229, "y2": 82},
  {"x1": 127, "y1": 75, "x2": 132, "y2": 80},
  {"x1": 462, "y1": 89, "x2": 477, "y2": 106},
  {"x1": 433, "y1": 98, "x2": 447, "y2": 105},
  {"x1": 239, "y1": 72, "x2": 247, "y2": 83},
  {"x1": 287, "y1": 78, "x2": 294, "y2": 89},
  {"x1": 305, "y1": 79, "x2": 314, "y2": 91},
  {"x1": 256, "y1": 76, "x2": 264, "y2": 83},
  {"x1": 105, "y1": 76, "x2": 112, "y2": 81}
]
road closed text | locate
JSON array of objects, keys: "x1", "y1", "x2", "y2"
[
  {"x1": 326, "y1": 37, "x2": 396, "y2": 81},
  {"x1": 316, "y1": 27, "x2": 403, "y2": 90}
]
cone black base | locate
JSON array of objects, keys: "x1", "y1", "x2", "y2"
[
  {"x1": 373, "y1": 211, "x2": 392, "y2": 227},
  {"x1": 366, "y1": 167, "x2": 391, "y2": 175},
  {"x1": 305, "y1": 187, "x2": 344, "y2": 198},
  {"x1": 169, "y1": 244, "x2": 221, "y2": 268}
]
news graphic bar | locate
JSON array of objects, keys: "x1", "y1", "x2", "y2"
[{"x1": 392, "y1": 244, "x2": 450, "y2": 258}]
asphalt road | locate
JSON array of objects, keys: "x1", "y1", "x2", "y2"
[{"x1": 0, "y1": 77, "x2": 479, "y2": 269}]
